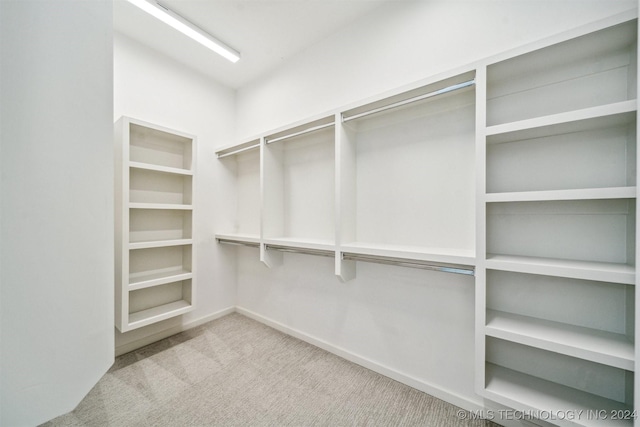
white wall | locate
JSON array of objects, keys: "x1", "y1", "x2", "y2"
[
  {"x1": 0, "y1": 1, "x2": 114, "y2": 425},
  {"x1": 113, "y1": 33, "x2": 237, "y2": 354},
  {"x1": 233, "y1": 0, "x2": 638, "y2": 413},
  {"x1": 236, "y1": 0, "x2": 637, "y2": 137}
]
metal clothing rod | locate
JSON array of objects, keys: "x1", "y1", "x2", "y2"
[
  {"x1": 266, "y1": 244, "x2": 335, "y2": 258},
  {"x1": 342, "y1": 79, "x2": 475, "y2": 123},
  {"x1": 217, "y1": 238, "x2": 260, "y2": 248},
  {"x1": 342, "y1": 253, "x2": 475, "y2": 276},
  {"x1": 265, "y1": 122, "x2": 335, "y2": 145},
  {"x1": 216, "y1": 143, "x2": 260, "y2": 159}
]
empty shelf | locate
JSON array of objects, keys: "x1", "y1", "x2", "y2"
[
  {"x1": 486, "y1": 310, "x2": 634, "y2": 370},
  {"x1": 129, "y1": 161, "x2": 193, "y2": 175},
  {"x1": 484, "y1": 364, "x2": 633, "y2": 427},
  {"x1": 128, "y1": 300, "x2": 193, "y2": 329},
  {"x1": 485, "y1": 254, "x2": 635, "y2": 285},
  {"x1": 485, "y1": 187, "x2": 636, "y2": 203},
  {"x1": 129, "y1": 268, "x2": 193, "y2": 291}
]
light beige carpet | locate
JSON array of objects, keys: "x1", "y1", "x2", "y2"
[{"x1": 42, "y1": 313, "x2": 496, "y2": 426}]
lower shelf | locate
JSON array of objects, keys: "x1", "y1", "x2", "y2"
[
  {"x1": 486, "y1": 310, "x2": 634, "y2": 370},
  {"x1": 264, "y1": 237, "x2": 335, "y2": 252},
  {"x1": 129, "y1": 268, "x2": 192, "y2": 290},
  {"x1": 484, "y1": 364, "x2": 634, "y2": 427},
  {"x1": 128, "y1": 300, "x2": 192, "y2": 329},
  {"x1": 125, "y1": 279, "x2": 193, "y2": 331},
  {"x1": 215, "y1": 233, "x2": 260, "y2": 245},
  {"x1": 341, "y1": 241, "x2": 475, "y2": 266}
]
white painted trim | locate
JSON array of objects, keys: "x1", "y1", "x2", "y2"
[{"x1": 114, "y1": 306, "x2": 235, "y2": 356}]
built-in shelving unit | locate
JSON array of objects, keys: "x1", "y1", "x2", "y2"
[
  {"x1": 263, "y1": 115, "x2": 336, "y2": 248},
  {"x1": 214, "y1": 9, "x2": 638, "y2": 426},
  {"x1": 115, "y1": 117, "x2": 196, "y2": 332},
  {"x1": 336, "y1": 72, "x2": 476, "y2": 278},
  {"x1": 476, "y1": 13, "x2": 638, "y2": 426},
  {"x1": 215, "y1": 74, "x2": 477, "y2": 280},
  {"x1": 215, "y1": 138, "x2": 260, "y2": 244}
]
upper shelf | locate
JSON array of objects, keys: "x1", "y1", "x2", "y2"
[
  {"x1": 485, "y1": 187, "x2": 637, "y2": 203},
  {"x1": 215, "y1": 139, "x2": 260, "y2": 159},
  {"x1": 485, "y1": 254, "x2": 635, "y2": 285},
  {"x1": 129, "y1": 161, "x2": 193, "y2": 176},
  {"x1": 129, "y1": 122, "x2": 194, "y2": 171},
  {"x1": 485, "y1": 100, "x2": 636, "y2": 140},
  {"x1": 342, "y1": 72, "x2": 475, "y2": 124},
  {"x1": 485, "y1": 104, "x2": 637, "y2": 194},
  {"x1": 487, "y1": 19, "x2": 637, "y2": 126}
]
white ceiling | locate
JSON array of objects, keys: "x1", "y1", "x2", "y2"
[{"x1": 113, "y1": 0, "x2": 396, "y2": 89}]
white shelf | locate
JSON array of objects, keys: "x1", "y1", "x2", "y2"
[
  {"x1": 215, "y1": 233, "x2": 261, "y2": 245},
  {"x1": 129, "y1": 238, "x2": 192, "y2": 250},
  {"x1": 128, "y1": 300, "x2": 193, "y2": 329},
  {"x1": 485, "y1": 187, "x2": 637, "y2": 203},
  {"x1": 486, "y1": 310, "x2": 634, "y2": 371},
  {"x1": 215, "y1": 139, "x2": 260, "y2": 158},
  {"x1": 486, "y1": 254, "x2": 635, "y2": 285},
  {"x1": 486, "y1": 19, "x2": 637, "y2": 126},
  {"x1": 129, "y1": 203, "x2": 192, "y2": 210},
  {"x1": 343, "y1": 76, "x2": 476, "y2": 255},
  {"x1": 263, "y1": 117, "x2": 335, "y2": 245},
  {"x1": 129, "y1": 161, "x2": 193, "y2": 176},
  {"x1": 484, "y1": 364, "x2": 633, "y2": 427},
  {"x1": 116, "y1": 116, "x2": 196, "y2": 333},
  {"x1": 486, "y1": 100, "x2": 636, "y2": 139},
  {"x1": 485, "y1": 107, "x2": 636, "y2": 194},
  {"x1": 264, "y1": 237, "x2": 335, "y2": 252},
  {"x1": 341, "y1": 242, "x2": 475, "y2": 266},
  {"x1": 129, "y1": 268, "x2": 192, "y2": 291},
  {"x1": 129, "y1": 167, "x2": 192, "y2": 205}
]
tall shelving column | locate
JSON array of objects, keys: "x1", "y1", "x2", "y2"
[
  {"x1": 476, "y1": 13, "x2": 638, "y2": 427},
  {"x1": 115, "y1": 117, "x2": 196, "y2": 332}
]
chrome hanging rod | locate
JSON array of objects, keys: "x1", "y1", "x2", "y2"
[
  {"x1": 216, "y1": 142, "x2": 260, "y2": 159},
  {"x1": 342, "y1": 79, "x2": 475, "y2": 123},
  {"x1": 342, "y1": 253, "x2": 475, "y2": 276},
  {"x1": 265, "y1": 244, "x2": 335, "y2": 258},
  {"x1": 217, "y1": 238, "x2": 260, "y2": 248},
  {"x1": 265, "y1": 122, "x2": 335, "y2": 145}
]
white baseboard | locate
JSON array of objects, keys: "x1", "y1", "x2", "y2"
[{"x1": 114, "y1": 306, "x2": 235, "y2": 356}]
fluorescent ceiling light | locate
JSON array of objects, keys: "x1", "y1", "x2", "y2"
[{"x1": 126, "y1": 0, "x2": 241, "y2": 63}]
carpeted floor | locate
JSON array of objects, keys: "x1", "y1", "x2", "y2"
[{"x1": 42, "y1": 313, "x2": 496, "y2": 426}]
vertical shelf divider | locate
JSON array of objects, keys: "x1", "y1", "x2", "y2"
[
  {"x1": 635, "y1": 18, "x2": 640, "y2": 420},
  {"x1": 335, "y1": 112, "x2": 356, "y2": 282},
  {"x1": 474, "y1": 65, "x2": 488, "y2": 395},
  {"x1": 260, "y1": 136, "x2": 283, "y2": 268}
]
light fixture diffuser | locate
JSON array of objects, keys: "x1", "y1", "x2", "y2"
[{"x1": 126, "y1": 0, "x2": 240, "y2": 63}]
